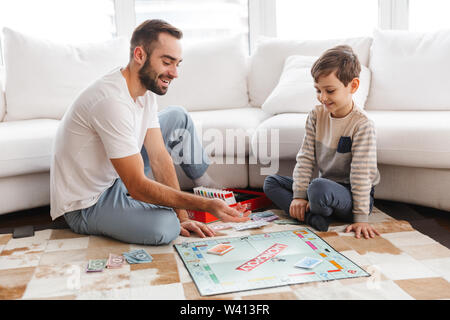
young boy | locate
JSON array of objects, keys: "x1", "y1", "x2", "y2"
[{"x1": 264, "y1": 45, "x2": 380, "y2": 239}]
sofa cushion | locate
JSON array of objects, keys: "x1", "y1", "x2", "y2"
[
  {"x1": 367, "y1": 111, "x2": 450, "y2": 168},
  {"x1": 157, "y1": 35, "x2": 250, "y2": 112},
  {"x1": 261, "y1": 55, "x2": 371, "y2": 115},
  {"x1": 3, "y1": 28, "x2": 129, "y2": 121},
  {"x1": 190, "y1": 107, "x2": 270, "y2": 157},
  {"x1": 248, "y1": 36, "x2": 372, "y2": 107},
  {"x1": 0, "y1": 119, "x2": 60, "y2": 177},
  {"x1": 250, "y1": 113, "x2": 308, "y2": 162},
  {"x1": 366, "y1": 29, "x2": 450, "y2": 111}
]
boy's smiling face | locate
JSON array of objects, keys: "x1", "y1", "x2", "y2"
[{"x1": 314, "y1": 70, "x2": 359, "y2": 118}]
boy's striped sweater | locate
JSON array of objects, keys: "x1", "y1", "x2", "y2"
[{"x1": 293, "y1": 104, "x2": 380, "y2": 223}]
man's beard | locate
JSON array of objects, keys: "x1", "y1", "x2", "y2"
[{"x1": 138, "y1": 57, "x2": 167, "y2": 95}]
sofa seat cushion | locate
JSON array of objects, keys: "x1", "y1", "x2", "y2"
[
  {"x1": 250, "y1": 113, "x2": 308, "y2": 162},
  {"x1": 190, "y1": 107, "x2": 271, "y2": 157},
  {"x1": 0, "y1": 119, "x2": 60, "y2": 177},
  {"x1": 368, "y1": 111, "x2": 450, "y2": 168}
]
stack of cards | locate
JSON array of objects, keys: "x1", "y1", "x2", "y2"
[
  {"x1": 193, "y1": 187, "x2": 236, "y2": 205},
  {"x1": 294, "y1": 257, "x2": 323, "y2": 269},
  {"x1": 233, "y1": 220, "x2": 269, "y2": 231},
  {"x1": 250, "y1": 210, "x2": 279, "y2": 222},
  {"x1": 274, "y1": 219, "x2": 301, "y2": 225},
  {"x1": 207, "y1": 243, "x2": 234, "y2": 255},
  {"x1": 210, "y1": 223, "x2": 232, "y2": 231}
]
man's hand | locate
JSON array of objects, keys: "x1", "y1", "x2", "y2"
[
  {"x1": 289, "y1": 198, "x2": 310, "y2": 221},
  {"x1": 179, "y1": 219, "x2": 216, "y2": 238},
  {"x1": 208, "y1": 199, "x2": 251, "y2": 223},
  {"x1": 345, "y1": 222, "x2": 380, "y2": 239}
]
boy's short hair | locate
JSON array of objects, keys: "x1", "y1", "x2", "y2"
[
  {"x1": 311, "y1": 45, "x2": 361, "y2": 87},
  {"x1": 129, "y1": 19, "x2": 183, "y2": 60}
]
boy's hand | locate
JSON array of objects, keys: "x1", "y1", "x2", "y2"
[
  {"x1": 345, "y1": 222, "x2": 380, "y2": 239},
  {"x1": 289, "y1": 198, "x2": 310, "y2": 221}
]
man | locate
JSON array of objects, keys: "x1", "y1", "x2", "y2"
[{"x1": 50, "y1": 19, "x2": 250, "y2": 245}]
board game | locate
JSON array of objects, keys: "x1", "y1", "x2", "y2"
[{"x1": 174, "y1": 228, "x2": 370, "y2": 296}]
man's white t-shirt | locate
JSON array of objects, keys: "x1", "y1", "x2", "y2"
[{"x1": 50, "y1": 68, "x2": 160, "y2": 220}]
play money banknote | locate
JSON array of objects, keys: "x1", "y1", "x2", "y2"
[
  {"x1": 86, "y1": 259, "x2": 107, "y2": 272},
  {"x1": 106, "y1": 253, "x2": 125, "y2": 268},
  {"x1": 123, "y1": 249, "x2": 153, "y2": 264}
]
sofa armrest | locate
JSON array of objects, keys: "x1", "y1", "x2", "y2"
[{"x1": 0, "y1": 66, "x2": 5, "y2": 121}]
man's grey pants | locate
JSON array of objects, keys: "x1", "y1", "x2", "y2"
[{"x1": 64, "y1": 106, "x2": 210, "y2": 245}]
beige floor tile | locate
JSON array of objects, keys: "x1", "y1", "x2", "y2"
[
  {"x1": 86, "y1": 245, "x2": 131, "y2": 260},
  {"x1": 421, "y1": 257, "x2": 450, "y2": 282},
  {"x1": 382, "y1": 231, "x2": 436, "y2": 248},
  {"x1": 395, "y1": 277, "x2": 450, "y2": 300},
  {"x1": 46, "y1": 237, "x2": 90, "y2": 253},
  {"x1": 88, "y1": 235, "x2": 130, "y2": 249},
  {"x1": 0, "y1": 252, "x2": 41, "y2": 270},
  {"x1": 80, "y1": 266, "x2": 130, "y2": 294},
  {"x1": 370, "y1": 220, "x2": 414, "y2": 234},
  {"x1": 130, "y1": 253, "x2": 180, "y2": 285},
  {"x1": 0, "y1": 266, "x2": 36, "y2": 299},
  {"x1": 0, "y1": 234, "x2": 12, "y2": 245},
  {"x1": 399, "y1": 243, "x2": 450, "y2": 260},
  {"x1": 341, "y1": 235, "x2": 402, "y2": 256},
  {"x1": 364, "y1": 252, "x2": 439, "y2": 281},
  {"x1": 39, "y1": 249, "x2": 87, "y2": 266},
  {"x1": 130, "y1": 282, "x2": 185, "y2": 300},
  {"x1": 22, "y1": 274, "x2": 81, "y2": 299},
  {"x1": 50, "y1": 229, "x2": 87, "y2": 240}
]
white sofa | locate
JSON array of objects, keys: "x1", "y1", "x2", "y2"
[{"x1": 1, "y1": 27, "x2": 449, "y2": 216}]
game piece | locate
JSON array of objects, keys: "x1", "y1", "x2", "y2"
[
  {"x1": 295, "y1": 256, "x2": 323, "y2": 269},
  {"x1": 207, "y1": 243, "x2": 234, "y2": 255}
]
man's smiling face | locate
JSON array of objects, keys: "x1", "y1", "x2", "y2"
[{"x1": 138, "y1": 32, "x2": 182, "y2": 95}]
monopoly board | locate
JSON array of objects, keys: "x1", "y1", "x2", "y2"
[{"x1": 174, "y1": 228, "x2": 370, "y2": 296}]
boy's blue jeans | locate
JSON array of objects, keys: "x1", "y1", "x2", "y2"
[
  {"x1": 63, "y1": 106, "x2": 210, "y2": 245},
  {"x1": 263, "y1": 175, "x2": 374, "y2": 224}
]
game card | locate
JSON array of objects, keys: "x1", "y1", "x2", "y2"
[
  {"x1": 295, "y1": 257, "x2": 323, "y2": 269},
  {"x1": 210, "y1": 223, "x2": 232, "y2": 230},
  {"x1": 207, "y1": 243, "x2": 234, "y2": 255}
]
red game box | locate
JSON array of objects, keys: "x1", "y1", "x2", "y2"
[{"x1": 187, "y1": 188, "x2": 273, "y2": 223}]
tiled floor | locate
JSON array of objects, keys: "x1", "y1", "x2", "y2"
[
  {"x1": 1, "y1": 208, "x2": 450, "y2": 300},
  {"x1": 1, "y1": 197, "x2": 449, "y2": 248}
]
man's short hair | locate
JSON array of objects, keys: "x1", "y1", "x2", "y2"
[
  {"x1": 129, "y1": 19, "x2": 183, "y2": 60},
  {"x1": 311, "y1": 45, "x2": 361, "y2": 87}
]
